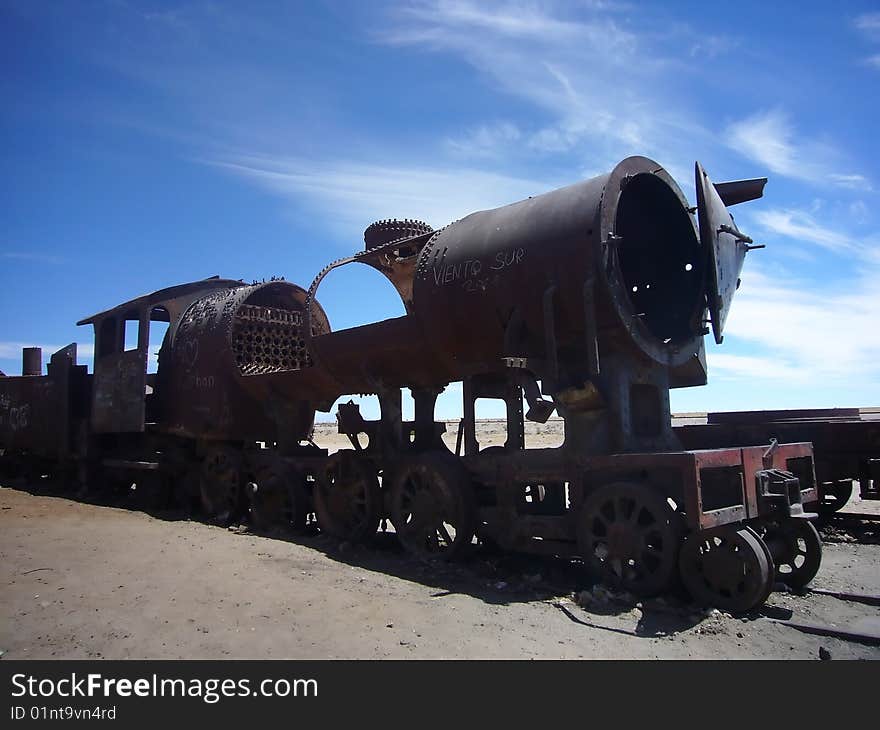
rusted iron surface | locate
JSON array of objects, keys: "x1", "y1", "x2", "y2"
[
  {"x1": 97, "y1": 350, "x2": 148, "y2": 433},
  {"x1": 159, "y1": 280, "x2": 330, "y2": 443},
  {"x1": 0, "y1": 344, "x2": 89, "y2": 458},
  {"x1": 697, "y1": 163, "x2": 754, "y2": 344},
  {"x1": 82, "y1": 277, "x2": 243, "y2": 435},
  {"x1": 707, "y1": 407, "x2": 861, "y2": 424},
  {"x1": 22, "y1": 347, "x2": 42, "y2": 376}
]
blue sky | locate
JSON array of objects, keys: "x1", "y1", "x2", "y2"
[{"x1": 2, "y1": 0, "x2": 879, "y2": 421}]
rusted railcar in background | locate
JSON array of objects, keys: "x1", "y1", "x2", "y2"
[
  {"x1": 676, "y1": 408, "x2": 879, "y2": 513},
  {"x1": 0, "y1": 157, "x2": 827, "y2": 613}
]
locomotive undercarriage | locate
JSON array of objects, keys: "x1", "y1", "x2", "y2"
[
  {"x1": 0, "y1": 364, "x2": 823, "y2": 615},
  {"x1": 133, "y1": 367, "x2": 820, "y2": 615}
]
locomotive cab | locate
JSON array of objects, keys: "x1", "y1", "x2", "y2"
[{"x1": 77, "y1": 277, "x2": 244, "y2": 435}]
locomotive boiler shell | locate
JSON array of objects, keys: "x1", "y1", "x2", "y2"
[
  {"x1": 409, "y1": 157, "x2": 707, "y2": 377},
  {"x1": 303, "y1": 156, "x2": 713, "y2": 405},
  {"x1": 159, "y1": 280, "x2": 332, "y2": 443}
]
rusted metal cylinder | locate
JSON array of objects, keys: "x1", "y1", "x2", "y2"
[
  {"x1": 410, "y1": 156, "x2": 705, "y2": 375},
  {"x1": 22, "y1": 347, "x2": 42, "y2": 376},
  {"x1": 160, "y1": 281, "x2": 331, "y2": 441}
]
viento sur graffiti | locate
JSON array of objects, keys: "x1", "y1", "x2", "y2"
[{"x1": 432, "y1": 247, "x2": 525, "y2": 290}]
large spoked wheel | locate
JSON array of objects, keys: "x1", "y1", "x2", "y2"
[
  {"x1": 199, "y1": 446, "x2": 244, "y2": 522},
  {"x1": 761, "y1": 519, "x2": 822, "y2": 590},
  {"x1": 248, "y1": 461, "x2": 310, "y2": 533},
  {"x1": 679, "y1": 526, "x2": 774, "y2": 613},
  {"x1": 577, "y1": 482, "x2": 682, "y2": 596},
  {"x1": 818, "y1": 479, "x2": 853, "y2": 515},
  {"x1": 313, "y1": 452, "x2": 381, "y2": 543},
  {"x1": 388, "y1": 453, "x2": 476, "y2": 561}
]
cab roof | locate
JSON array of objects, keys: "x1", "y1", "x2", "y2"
[{"x1": 76, "y1": 276, "x2": 245, "y2": 326}]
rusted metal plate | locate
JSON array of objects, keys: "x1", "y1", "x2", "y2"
[
  {"x1": 0, "y1": 375, "x2": 59, "y2": 452},
  {"x1": 696, "y1": 161, "x2": 752, "y2": 345},
  {"x1": 0, "y1": 345, "x2": 88, "y2": 457},
  {"x1": 92, "y1": 349, "x2": 147, "y2": 434},
  {"x1": 161, "y1": 280, "x2": 329, "y2": 443},
  {"x1": 707, "y1": 408, "x2": 861, "y2": 424},
  {"x1": 712, "y1": 177, "x2": 767, "y2": 207},
  {"x1": 22, "y1": 347, "x2": 41, "y2": 376}
]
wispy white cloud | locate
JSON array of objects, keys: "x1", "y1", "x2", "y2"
[
  {"x1": 209, "y1": 155, "x2": 554, "y2": 236},
  {"x1": 689, "y1": 34, "x2": 740, "y2": 59},
  {"x1": 854, "y1": 12, "x2": 880, "y2": 41},
  {"x1": 853, "y1": 14, "x2": 880, "y2": 69},
  {"x1": 376, "y1": 0, "x2": 710, "y2": 168},
  {"x1": 1, "y1": 251, "x2": 65, "y2": 265},
  {"x1": 386, "y1": 0, "x2": 633, "y2": 48},
  {"x1": 721, "y1": 267, "x2": 880, "y2": 383},
  {"x1": 725, "y1": 109, "x2": 869, "y2": 188},
  {"x1": 829, "y1": 173, "x2": 872, "y2": 189},
  {"x1": 849, "y1": 200, "x2": 870, "y2": 224},
  {"x1": 751, "y1": 208, "x2": 859, "y2": 254},
  {"x1": 707, "y1": 353, "x2": 807, "y2": 383},
  {"x1": 445, "y1": 121, "x2": 522, "y2": 158}
]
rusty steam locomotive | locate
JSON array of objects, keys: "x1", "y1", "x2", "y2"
[{"x1": 0, "y1": 157, "x2": 827, "y2": 612}]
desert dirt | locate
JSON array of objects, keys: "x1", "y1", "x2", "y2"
[{"x1": 1, "y1": 420, "x2": 878, "y2": 660}]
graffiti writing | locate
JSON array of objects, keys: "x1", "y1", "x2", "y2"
[
  {"x1": 431, "y1": 247, "x2": 525, "y2": 292},
  {"x1": 184, "y1": 374, "x2": 216, "y2": 390},
  {"x1": 0, "y1": 403, "x2": 30, "y2": 431}
]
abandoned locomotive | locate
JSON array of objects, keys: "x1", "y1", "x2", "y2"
[{"x1": 0, "y1": 157, "x2": 824, "y2": 612}]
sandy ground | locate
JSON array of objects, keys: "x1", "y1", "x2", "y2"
[{"x1": 2, "y1": 486, "x2": 878, "y2": 660}]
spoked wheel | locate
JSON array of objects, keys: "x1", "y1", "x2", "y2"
[
  {"x1": 761, "y1": 519, "x2": 822, "y2": 590},
  {"x1": 388, "y1": 453, "x2": 476, "y2": 561},
  {"x1": 679, "y1": 525, "x2": 774, "y2": 613},
  {"x1": 248, "y1": 461, "x2": 310, "y2": 533},
  {"x1": 577, "y1": 482, "x2": 682, "y2": 596},
  {"x1": 313, "y1": 452, "x2": 381, "y2": 543},
  {"x1": 818, "y1": 479, "x2": 853, "y2": 515},
  {"x1": 199, "y1": 446, "x2": 244, "y2": 522}
]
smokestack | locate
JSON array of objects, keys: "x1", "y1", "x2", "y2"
[{"x1": 22, "y1": 347, "x2": 42, "y2": 376}]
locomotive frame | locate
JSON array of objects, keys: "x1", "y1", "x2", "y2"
[{"x1": 0, "y1": 156, "x2": 831, "y2": 613}]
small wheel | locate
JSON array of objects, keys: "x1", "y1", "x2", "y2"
[
  {"x1": 577, "y1": 482, "x2": 682, "y2": 596},
  {"x1": 818, "y1": 479, "x2": 853, "y2": 515},
  {"x1": 248, "y1": 462, "x2": 310, "y2": 533},
  {"x1": 751, "y1": 529, "x2": 776, "y2": 606},
  {"x1": 679, "y1": 525, "x2": 774, "y2": 613},
  {"x1": 199, "y1": 446, "x2": 244, "y2": 522},
  {"x1": 388, "y1": 453, "x2": 476, "y2": 561},
  {"x1": 762, "y1": 519, "x2": 822, "y2": 590},
  {"x1": 313, "y1": 452, "x2": 381, "y2": 543}
]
